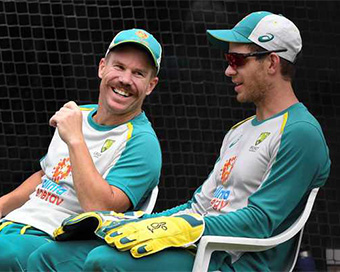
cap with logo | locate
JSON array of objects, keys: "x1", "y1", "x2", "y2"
[
  {"x1": 207, "y1": 11, "x2": 302, "y2": 63},
  {"x1": 105, "y1": 28, "x2": 162, "y2": 74}
]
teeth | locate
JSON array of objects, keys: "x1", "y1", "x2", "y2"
[{"x1": 113, "y1": 88, "x2": 130, "y2": 97}]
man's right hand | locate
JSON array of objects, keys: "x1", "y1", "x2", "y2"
[{"x1": 49, "y1": 101, "x2": 84, "y2": 146}]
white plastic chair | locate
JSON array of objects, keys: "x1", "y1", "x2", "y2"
[
  {"x1": 192, "y1": 188, "x2": 320, "y2": 272},
  {"x1": 139, "y1": 186, "x2": 159, "y2": 214}
]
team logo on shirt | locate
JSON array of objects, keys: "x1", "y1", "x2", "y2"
[
  {"x1": 220, "y1": 156, "x2": 237, "y2": 185},
  {"x1": 52, "y1": 157, "x2": 72, "y2": 183},
  {"x1": 255, "y1": 132, "x2": 271, "y2": 145},
  {"x1": 249, "y1": 132, "x2": 271, "y2": 152},
  {"x1": 101, "y1": 139, "x2": 115, "y2": 153}
]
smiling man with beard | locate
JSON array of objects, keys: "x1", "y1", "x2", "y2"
[{"x1": 0, "y1": 28, "x2": 162, "y2": 271}]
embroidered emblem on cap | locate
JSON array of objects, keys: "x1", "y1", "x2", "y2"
[
  {"x1": 136, "y1": 30, "x2": 148, "y2": 39},
  {"x1": 258, "y1": 33, "x2": 274, "y2": 42}
]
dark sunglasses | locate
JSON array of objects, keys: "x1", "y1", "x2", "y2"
[{"x1": 225, "y1": 49, "x2": 287, "y2": 68}]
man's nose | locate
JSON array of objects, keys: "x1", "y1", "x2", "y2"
[
  {"x1": 119, "y1": 71, "x2": 133, "y2": 86},
  {"x1": 225, "y1": 65, "x2": 236, "y2": 77}
]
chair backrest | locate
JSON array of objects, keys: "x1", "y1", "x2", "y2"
[
  {"x1": 139, "y1": 186, "x2": 159, "y2": 214},
  {"x1": 192, "y1": 187, "x2": 320, "y2": 272}
]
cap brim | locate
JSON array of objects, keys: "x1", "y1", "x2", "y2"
[
  {"x1": 207, "y1": 30, "x2": 252, "y2": 50},
  {"x1": 108, "y1": 40, "x2": 159, "y2": 73}
]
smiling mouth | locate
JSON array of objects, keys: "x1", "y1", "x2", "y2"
[
  {"x1": 234, "y1": 82, "x2": 243, "y2": 89},
  {"x1": 112, "y1": 88, "x2": 131, "y2": 97}
]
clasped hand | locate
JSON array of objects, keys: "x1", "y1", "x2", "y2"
[
  {"x1": 101, "y1": 213, "x2": 205, "y2": 258},
  {"x1": 49, "y1": 101, "x2": 83, "y2": 145}
]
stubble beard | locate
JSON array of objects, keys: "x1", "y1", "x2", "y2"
[{"x1": 237, "y1": 69, "x2": 268, "y2": 105}]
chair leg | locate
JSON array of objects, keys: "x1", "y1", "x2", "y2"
[
  {"x1": 289, "y1": 229, "x2": 304, "y2": 272},
  {"x1": 192, "y1": 247, "x2": 213, "y2": 272}
]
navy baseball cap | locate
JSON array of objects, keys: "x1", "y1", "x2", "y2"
[
  {"x1": 207, "y1": 11, "x2": 302, "y2": 63},
  {"x1": 105, "y1": 28, "x2": 162, "y2": 74}
]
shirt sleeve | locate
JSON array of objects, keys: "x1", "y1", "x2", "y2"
[
  {"x1": 203, "y1": 121, "x2": 330, "y2": 237},
  {"x1": 105, "y1": 132, "x2": 162, "y2": 209}
]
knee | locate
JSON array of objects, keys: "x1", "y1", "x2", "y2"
[
  {"x1": 84, "y1": 249, "x2": 112, "y2": 271},
  {"x1": 0, "y1": 246, "x2": 16, "y2": 261},
  {"x1": 0, "y1": 251, "x2": 20, "y2": 270},
  {"x1": 27, "y1": 250, "x2": 45, "y2": 272},
  {"x1": 27, "y1": 246, "x2": 52, "y2": 272},
  {"x1": 0, "y1": 237, "x2": 14, "y2": 259},
  {"x1": 0, "y1": 240, "x2": 25, "y2": 271},
  {"x1": 84, "y1": 246, "x2": 124, "y2": 271}
]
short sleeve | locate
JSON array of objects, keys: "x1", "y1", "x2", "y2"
[{"x1": 105, "y1": 132, "x2": 162, "y2": 209}]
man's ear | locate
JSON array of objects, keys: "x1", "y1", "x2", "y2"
[
  {"x1": 146, "y1": 77, "x2": 159, "y2": 96},
  {"x1": 268, "y1": 53, "x2": 281, "y2": 75},
  {"x1": 98, "y1": 58, "x2": 106, "y2": 79}
]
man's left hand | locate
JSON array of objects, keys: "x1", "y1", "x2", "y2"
[{"x1": 104, "y1": 213, "x2": 205, "y2": 258}]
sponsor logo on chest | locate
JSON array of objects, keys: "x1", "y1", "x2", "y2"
[
  {"x1": 220, "y1": 156, "x2": 237, "y2": 185},
  {"x1": 211, "y1": 156, "x2": 237, "y2": 211},
  {"x1": 211, "y1": 185, "x2": 231, "y2": 211},
  {"x1": 35, "y1": 178, "x2": 68, "y2": 206},
  {"x1": 52, "y1": 157, "x2": 72, "y2": 183}
]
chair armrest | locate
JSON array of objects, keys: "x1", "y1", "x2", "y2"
[
  {"x1": 192, "y1": 235, "x2": 279, "y2": 272},
  {"x1": 192, "y1": 188, "x2": 319, "y2": 272},
  {"x1": 139, "y1": 186, "x2": 159, "y2": 214}
]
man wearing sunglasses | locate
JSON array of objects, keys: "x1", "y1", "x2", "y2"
[{"x1": 28, "y1": 11, "x2": 330, "y2": 272}]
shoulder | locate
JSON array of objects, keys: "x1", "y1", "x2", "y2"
[
  {"x1": 280, "y1": 109, "x2": 329, "y2": 168},
  {"x1": 230, "y1": 115, "x2": 255, "y2": 130},
  {"x1": 79, "y1": 104, "x2": 98, "y2": 111},
  {"x1": 125, "y1": 114, "x2": 161, "y2": 152},
  {"x1": 128, "y1": 112, "x2": 159, "y2": 140},
  {"x1": 283, "y1": 104, "x2": 326, "y2": 145}
]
